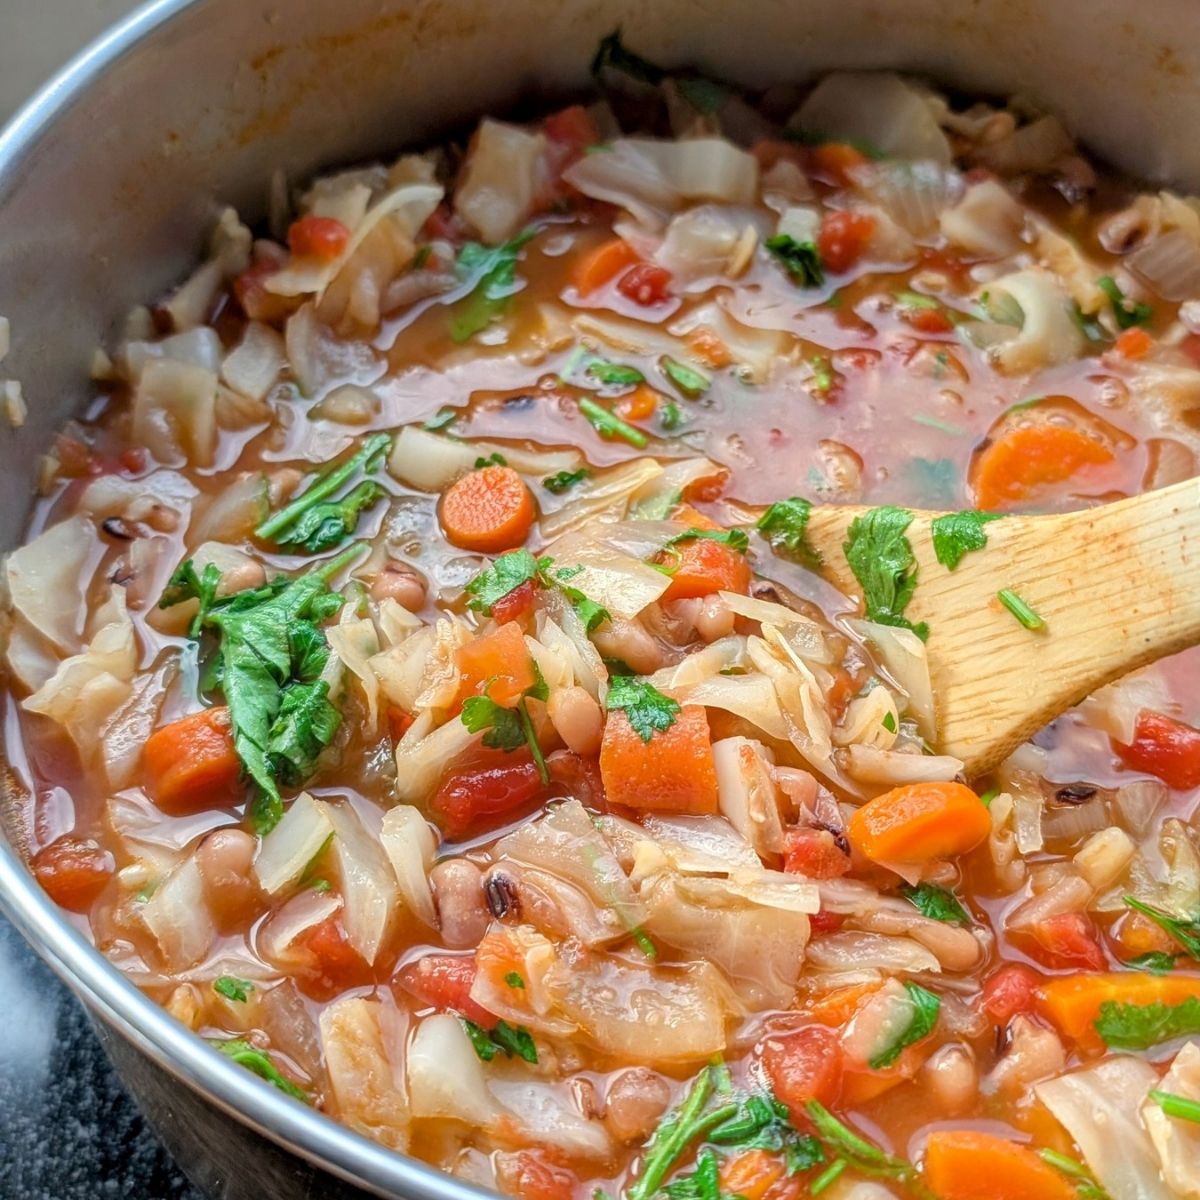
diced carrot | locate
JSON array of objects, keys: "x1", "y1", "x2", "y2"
[
  {"x1": 803, "y1": 982, "x2": 881, "y2": 1027},
  {"x1": 686, "y1": 327, "x2": 733, "y2": 368},
  {"x1": 661, "y1": 537, "x2": 751, "y2": 601},
  {"x1": 972, "y1": 424, "x2": 1115, "y2": 511},
  {"x1": 923, "y1": 1131, "x2": 1077, "y2": 1200},
  {"x1": 287, "y1": 215, "x2": 351, "y2": 261},
  {"x1": 617, "y1": 383, "x2": 662, "y2": 422},
  {"x1": 599, "y1": 704, "x2": 719, "y2": 813},
  {"x1": 810, "y1": 142, "x2": 869, "y2": 185},
  {"x1": 572, "y1": 237, "x2": 641, "y2": 296},
  {"x1": 1038, "y1": 972, "x2": 1200, "y2": 1051},
  {"x1": 719, "y1": 1150, "x2": 786, "y2": 1200},
  {"x1": 440, "y1": 465, "x2": 536, "y2": 553},
  {"x1": 670, "y1": 502, "x2": 722, "y2": 531},
  {"x1": 847, "y1": 782, "x2": 991, "y2": 866},
  {"x1": 143, "y1": 706, "x2": 243, "y2": 815},
  {"x1": 32, "y1": 835, "x2": 114, "y2": 912},
  {"x1": 456, "y1": 620, "x2": 536, "y2": 707},
  {"x1": 1114, "y1": 326, "x2": 1154, "y2": 359}
]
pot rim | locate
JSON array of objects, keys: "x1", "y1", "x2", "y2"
[{"x1": 0, "y1": 3, "x2": 490, "y2": 1196}]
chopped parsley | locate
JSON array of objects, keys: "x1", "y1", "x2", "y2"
[
  {"x1": 804, "y1": 1101, "x2": 919, "y2": 1186},
  {"x1": 1097, "y1": 275, "x2": 1152, "y2": 330},
  {"x1": 664, "y1": 527, "x2": 750, "y2": 554},
  {"x1": 474, "y1": 452, "x2": 507, "y2": 469},
  {"x1": 504, "y1": 971, "x2": 526, "y2": 989},
  {"x1": 464, "y1": 548, "x2": 549, "y2": 615},
  {"x1": 757, "y1": 496, "x2": 823, "y2": 569},
  {"x1": 808, "y1": 354, "x2": 836, "y2": 395},
  {"x1": 1150, "y1": 1089, "x2": 1200, "y2": 1124},
  {"x1": 1124, "y1": 950, "x2": 1178, "y2": 975},
  {"x1": 1071, "y1": 300, "x2": 1109, "y2": 344},
  {"x1": 212, "y1": 1039, "x2": 310, "y2": 1103},
  {"x1": 460, "y1": 1017, "x2": 539, "y2": 1064},
  {"x1": 930, "y1": 510, "x2": 1003, "y2": 570},
  {"x1": 900, "y1": 883, "x2": 971, "y2": 926},
  {"x1": 587, "y1": 359, "x2": 644, "y2": 386},
  {"x1": 1124, "y1": 897, "x2": 1200, "y2": 960},
  {"x1": 868, "y1": 982, "x2": 940, "y2": 1069},
  {"x1": 213, "y1": 976, "x2": 253, "y2": 1003},
  {"x1": 578, "y1": 396, "x2": 649, "y2": 448},
  {"x1": 765, "y1": 234, "x2": 824, "y2": 287},
  {"x1": 661, "y1": 356, "x2": 711, "y2": 398},
  {"x1": 605, "y1": 675, "x2": 680, "y2": 743},
  {"x1": 451, "y1": 227, "x2": 538, "y2": 342},
  {"x1": 660, "y1": 400, "x2": 685, "y2": 431},
  {"x1": 843, "y1": 506, "x2": 929, "y2": 640},
  {"x1": 997, "y1": 588, "x2": 1045, "y2": 631},
  {"x1": 1094, "y1": 995, "x2": 1200, "y2": 1049},
  {"x1": 461, "y1": 664, "x2": 550, "y2": 783},
  {"x1": 543, "y1": 467, "x2": 590, "y2": 494},
  {"x1": 423, "y1": 408, "x2": 458, "y2": 431},
  {"x1": 1037, "y1": 1150, "x2": 1112, "y2": 1200},
  {"x1": 881, "y1": 711, "x2": 898, "y2": 734}
]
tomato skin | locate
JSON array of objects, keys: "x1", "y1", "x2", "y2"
[
  {"x1": 432, "y1": 760, "x2": 544, "y2": 838},
  {"x1": 287, "y1": 215, "x2": 350, "y2": 261},
  {"x1": 758, "y1": 1025, "x2": 843, "y2": 1122},
  {"x1": 397, "y1": 953, "x2": 495, "y2": 1025},
  {"x1": 807, "y1": 908, "x2": 846, "y2": 935},
  {"x1": 782, "y1": 827, "x2": 851, "y2": 880},
  {"x1": 32, "y1": 835, "x2": 114, "y2": 912},
  {"x1": 980, "y1": 963, "x2": 1041, "y2": 1025},
  {"x1": 302, "y1": 916, "x2": 373, "y2": 999},
  {"x1": 617, "y1": 263, "x2": 673, "y2": 306},
  {"x1": 1115, "y1": 710, "x2": 1200, "y2": 790},
  {"x1": 500, "y1": 1151, "x2": 578, "y2": 1200},
  {"x1": 387, "y1": 706, "x2": 415, "y2": 743},
  {"x1": 817, "y1": 211, "x2": 876, "y2": 274},
  {"x1": 490, "y1": 578, "x2": 538, "y2": 625},
  {"x1": 546, "y1": 749, "x2": 606, "y2": 809},
  {"x1": 1031, "y1": 912, "x2": 1106, "y2": 971},
  {"x1": 902, "y1": 305, "x2": 955, "y2": 335}
]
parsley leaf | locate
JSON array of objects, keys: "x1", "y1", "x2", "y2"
[
  {"x1": 843, "y1": 506, "x2": 929, "y2": 640},
  {"x1": 1097, "y1": 275, "x2": 1153, "y2": 330},
  {"x1": 161, "y1": 559, "x2": 221, "y2": 637},
  {"x1": 900, "y1": 883, "x2": 971, "y2": 925},
  {"x1": 504, "y1": 971, "x2": 525, "y2": 989},
  {"x1": 543, "y1": 468, "x2": 590, "y2": 494},
  {"x1": 1125, "y1": 951, "x2": 1179, "y2": 975},
  {"x1": 460, "y1": 1017, "x2": 538, "y2": 1063},
  {"x1": 464, "y1": 548, "x2": 550, "y2": 615},
  {"x1": 1125, "y1": 896, "x2": 1200, "y2": 960},
  {"x1": 766, "y1": 234, "x2": 824, "y2": 287},
  {"x1": 213, "y1": 976, "x2": 253, "y2": 1003},
  {"x1": 605, "y1": 675, "x2": 681, "y2": 743},
  {"x1": 1094, "y1": 995, "x2": 1200, "y2": 1049},
  {"x1": 461, "y1": 695, "x2": 526, "y2": 751},
  {"x1": 578, "y1": 396, "x2": 649, "y2": 448},
  {"x1": 268, "y1": 678, "x2": 342, "y2": 786},
  {"x1": 757, "y1": 497, "x2": 823, "y2": 568},
  {"x1": 423, "y1": 408, "x2": 458, "y2": 431},
  {"x1": 474, "y1": 452, "x2": 507, "y2": 469},
  {"x1": 1038, "y1": 1150, "x2": 1113, "y2": 1200},
  {"x1": 930, "y1": 510, "x2": 1003, "y2": 570},
  {"x1": 660, "y1": 400, "x2": 685, "y2": 431},
  {"x1": 212, "y1": 1039, "x2": 310, "y2": 1103},
  {"x1": 276, "y1": 479, "x2": 386, "y2": 553},
  {"x1": 663, "y1": 1148, "x2": 720, "y2": 1200},
  {"x1": 587, "y1": 359, "x2": 644, "y2": 386},
  {"x1": 804, "y1": 1101, "x2": 918, "y2": 1184},
  {"x1": 661, "y1": 357, "x2": 711, "y2": 398},
  {"x1": 868, "y1": 982, "x2": 940, "y2": 1069},
  {"x1": 451, "y1": 228, "x2": 538, "y2": 342},
  {"x1": 664, "y1": 527, "x2": 750, "y2": 554}
]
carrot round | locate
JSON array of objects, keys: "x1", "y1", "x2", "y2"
[
  {"x1": 456, "y1": 620, "x2": 536, "y2": 707},
  {"x1": 847, "y1": 781, "x2": 990, "y2": 865},
  {"x1": 971, "y1": 424, "x2": 1114, "y2": 511},
  {"x1": 1038, "y1": 971, "x2": 1200, "y2": 1050},
  {"x1": 572, "y1": 237, "x2": 640, "y2": 296},
  {"x1": 718, "y1": 1150, "x2": 785, "y2": 1200},
  {"x1": 662, "y1": 538, "x2": 751, "y2": 601},
  {"x1": 924, "y1": 1131, "x2": 1076, "y2": 1200},
  {"x1": 599, "y1": 704, "x2": 718, "y2": 813},
  {"x1": 440, "y1": 465, "x2": 535, "y2": 553},
  {"x1": 144, "y1": 706, "x2": 243, "y2": 815}
]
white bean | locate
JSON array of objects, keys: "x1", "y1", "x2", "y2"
[
  {"x1": 196, "y1": 827, "x2": 261, "y2": 932},
  {"x1": 431, "y1": 859, "x2": 490, "y2": 949},
  {"x1": 922, "y1": 1044, "x2": 978, "y2": 1114},
  {"x1": 693, "y1": 595, "x2": 735, "y2": 642},
  {"x1": 592, "y1": 618, "x2": 664, "y2": 674},
  {"x1": 547, "y1": 686, "x2": 603, "y2": 756},
  {"x1": 605, "y1": 1068, "x2": 671, "y2": 1142},
  {"x1": 370, "y1": 563, "x2": 427, "y2": 610}
]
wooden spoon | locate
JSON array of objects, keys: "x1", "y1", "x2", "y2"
[{"x1": 787, "y1": 476, "x2": 1200, "y2": 777}]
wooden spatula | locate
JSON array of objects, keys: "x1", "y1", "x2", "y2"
[{"x1": 789, "y1": 476, "x2": 1200, "y2": 778}]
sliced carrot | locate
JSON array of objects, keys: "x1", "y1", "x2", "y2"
[
  {"x1": 803, "y1": 981, "x2": 882, "y2": 1026},
  {"x1": 972, "y1": 424, "x2": 1115, "y2": 511},
  {"x1": 1037, "y1": 972, "x2": 1200, "y2": 1051},
  {"x1": 841, "y1": 1045, "x2": 925, "y2": 1105},
  {"x1": 144, "y1": 706, "x2": 243, "y2": 815},
  {"x1": 661, "y1": 537, "x2": 751, "y2": 601},
  {"x1": 617, "y1": 383, "x2": 662, "y2": 422},
  {"x1": 686, "y1": 327, "x2": 733, "y2": 368},
  {"x1": 718, "y1": 1150, "x2": 786, "y2": 1200},
  {"x1": 572, "y1": 237, "x2": 641, "y2": 296},
  {"x1": 456, "y1": 620, "x2": 536, "y2": 707},
  {"x1": 847, "y1": 782, "x2": 991, "y2": 866},
  {"x1": 600, "y1": 704, "x2": 719, "y2": 813},
  {"x1": 287, "y1": 215, "x2": 351, "y2": 261},
  {"x1": 1114, "y1": 326, "x2": 1154, "y2": 359},
  {"x1": 670, "y1": 502, "x2": 722, "y2": 531},
  {"x1": 923, "y1": 1130, "x2": 1077, "y2": 1200},
  {"x1": 440, "y1": 465, "x2": 535, "y2": 553},
  {"x1": 810, "y1": 142, "x2": 870, "y2": 185}
]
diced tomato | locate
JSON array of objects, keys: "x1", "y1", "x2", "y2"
[
  {"x1": 500, "y1": 1151, "x2": 578, "y2": 1200},
  {"x1": 1113, "y1": 326, "x2": 1154, "y2": 359},
  {"x1": 1182, "y1": 332, "x2": 1200, "y2": 368},
  {"x1": 758, "y1": 1025, "x2": 843, "y2": 1122},
  {"x1": 432, "y1": 760, "x2": 544, "y2": 838},
  {"x1": 303, "y1": 916, "x2": 373, "y2": 998},
  {"x1": 817, "y1": 211, "x2": 876, "y2": 274},
  {"x1": 119, "y1": 447, "x2": 147, "y2": 474},
  {"x1": 423, "y1": 203, "x2": 469, "y2": 242},
  {"x1": 233, "y1": 258, "x2": 295, "y2": 323},
  {"x1": 617, "y1": 263, "x2": 673, "y2": 306},
  {"x1": 387, "y1": 705, "x2": 415, "y2": 743},
  {"x1": 902, "y1": 305, "x2": 955, "y2": 335},
  {"x1": 397, "y1": 953, "x2": 495, "y2": 1026},
  {"x1": 980, "y1": 963, "x2": 1041, "y2": 1025},
  {"x1": 32, "y1": 835, "x2": 114, "y2": 912},
  {"x1": 287, "y1": 215, "x2": 351, "y2": 261},
  {"x1": 782, "y1": 827, "x2": 851, "y2": 880},
  {"x1": 807, "y1": 908, "x2": 845, "y2": 935},
  {"x1": 543, "y1": 104, "x2": 600, "y2": 156},
  {"x1": 546, "y1": 749, "x2": 606, "y2": 808},
  {"x1": 1030, "y1": 912, "x2": 1106, "y2": 971},
  {"x1": 1115, "y1": 710, "x2": 1200, "y2": 790},
  {"x1": 490, "y1": 578, "x2": 539, "y2": 625}
]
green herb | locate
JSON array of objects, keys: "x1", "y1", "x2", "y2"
[
  {"x1": 662, "y1": 1147, "x2": 720, "y2": 1200},
  {"x1": 881, "y1": 711, "x2": 897, "y2": 734},
  {"x1": 1124, "y1": 896, "x2": 1200, "y2": 960},
  {"x1": 474, "y1": 452, "x2": 507, "y2": 469},
  {"x1": 578, "y1": 396, "x2": 649, "y2": 448},
  {"x1": 900, "y1": 883, "x2": 970, "y2": 925},
  {"x1": 868, "y1": 982, "x2": 940, "y2": 1069},
  {"x1": 804, "y1": 1101, "x2": 918, "y2": 1185},
  {"x1": 844, "y1": 507, "x2": 929, "y2": 640},
  {"x1": 809, "y1": 1159, "x2": 848, "y2": 1196},
  {"x1": 553, "y1": 565, "x2": 612, "y2": 633},
  {"x1": 896, "y1": 290, "x2": 941, "y2": 310},
  {"x1": 930, "y1": 510, "x2": 1003, "y2": 570},
  {"x1": 757, "y1": 496, "x2": 822, "y2": 568},
  {"x1": 661, "y1": 356, "x2": 711, "y2": 398},
  {"x1": 997, "y1": 588, "x2": 1045, "y2": 631},
  {"x1": 256, "y1": 433, "x2": 390, "y2": 545},
  {"x1": 660, "y1": 400, "x2": 685, "y2": 430},
  {"x1": 605, "y1": 675, "x2": 681, "y2": 743},
  {"x1": 310, "y1": 878, "x2": 332, "y2": 893},
  {"x1": 1125, "y1": 950, "x2": 1178, "y2": 975},
  {"x1": 504, "y1": 971, "x2": 525, "y2": 989},
  {"x1": 462, "y1": 676, "x2": 550, "y2": 784},
  {"x1": 412, "y1": 243, "x2": 432, "y2": 270},
  {"x1": 591, "y1": 28, "x2": 665, "y2": 84},
  {"x1": 1070, "y1": 301, "x2": 1108, "y2": 344},
  {"x1": 766, "y1": 234, "x2": 824, "y2": 287},
  {"x1": 706, "y1": 1092, "x2": 824, "y2": 1173},
  {"x1": 1097, "y1": 275, "x2": 1152, "y2": 330},
  {"x1": 602, "y1": 657, "x2": 635, "y2": 677},
  {"x1": 979, "y1": 786, "x2": 999, "y2": 807},
  {"x1": 1094, "y1": 995, "x2": 1200, "y2": 1049},
  {"x1": 543, "y1": 468, "x2": 590, "y2": 494},
  {"x1": 161, "y1": 559, "x2": 221, "y2": 637},
  {"x1": 912, "y1": 413, "x2": 967, "y2": 436},
  {"x1": 212, "y1": 1039, "x2": 310, "y2": 1103},
  {"x1": 587, "y1": 359, "x2": 644, "y2": 387},
  {"x1": 664, "y1": 527, "x2": 750, "y2": 554},
  {"x1": 1151, "y1": 1089, "x2": 1200, "y2": 1124},
  {"x1": 464, "y1": 548, "x2": 550, "y2": 614},
  {"x1": 676, "y1": 76, "x2": 726, "y2": 115},
  {"x1": 423, "y1": 408, "x2": 458, "y2": 431},
  {"x1": 809, "y1": 354, "x2": 836, "y2": 394},
  {"x1": 451, "y1": 228, "x2": 538, "y2": 342},
  {"x1": 1038, "y1": 1150, "x2": 1112, "y2": 1200},
  {"x1": 460, "y1": 1017, "x2": 539, "y2": 1064},
  {"x1": 213, "y1": 976, "x2": 253, "y2": 1003}
]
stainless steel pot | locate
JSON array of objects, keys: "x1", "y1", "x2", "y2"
[{"x1": 3, "y1": 0, "x2": 1200, "y2": 1195}]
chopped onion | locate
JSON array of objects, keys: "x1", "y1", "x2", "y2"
[
  {"x1": 1143, "y1": 1043, "x2": 1200, "y2": 1196},
  {"x1": 939, "y1": 179, "x2": 1027, "y2": 258},
  {"x1": 141, "y1": 857, "x2": 216, "y2": 970},
  {"x1": 388, "y1": 425, "x2": 580, "y2": 492},
  {"x1": 327, "y1": 613, "x2": 381, "y2": 731},
  {"x1": 407, "y1": 1013, "x2": 502, "y2": 1125},
  {"x1": 324, "y1": 800, "x2": 398, "y2": 966},
  {"x1": 1006, "y1": 873, "x2": 1092, "y2": 931},
  {"x1": 847, "y1": 620, "x2": 936, "y2": 740},
  {"x1": 1078, "y1": 668, "x2": 1174, "y2": 745},
  {"x1": 254, "y1": 791, "x2": 336, "y2": 895},
  {"x1": 258, "y1": 888, "x2": 343, "y2": 967},
  {"x1": 804, "y1": 930, "x2": 941, "y2": 975},
  {"x1": 132, "y1": 358, "x2": 220, "y2": 467},
  {"x1": 540, "y1": 532, "x2": 670, "y2": 621},
  {"x1": 454, "y1": 120, "x2": 546, "y2": 244},
  {"x1": 375, "y1": 597, "x2": 424, "y2": 648},
  {"x1": 852, "y1": 161, "x2": 962, "y2": 238},
  {"x1": 102, "y1": 655, "x2": 178, "y2": 790},
  {"x1": 1114, "y1": 779, "x2": 1168, "y2": 837},
  {"x1": 393, "y1": 710, "x2": 479, "y2": 804},
  {"x1": 631, "y1": 813, "x2": 762, "y2": 875},
  {"x1": 121, "y1": 327, "x2": 224, "y2": 379},
  {"x1": 1129, "y1": 229, "x2": 1200, "y2": 301},
  {"x1": 5, "y1": 515, "x2": 99, "y2": 652},
  {"x1": 973, "y1": 115, "x2": 1074, "y2": 175},
  {"x1": 712, "y1": 736, "x2": 785, "y2": 858},
  {"x1": 220, "y1": 322, "x2": 286, "y2": 402},
  {"x1": 5, "y1": 618, "x2": 61, "y2": 692},
  {"x1": 978, "y1": 269, "x2": 1085, "y2": 375},
  {"x1": 379, "y1": 806, "x2": 438, "y2": 929},
  {"x1": 370, "y1": 625, "x2": 438, "y2": 712},
  {"x1": 536, "y1": 610, "x2": 606, "y2": 702},
  {"x1": 841, "y1": 744, "x2": 963, "y2": 785},
  {"x1": 188, "y1": 472, "x2": 269, "y2": 545},
  {"x1": 79, "y1": 471, "x2": 194, "y2": 527},
  {"x1": 654, "y1": 205, "x2": 769, "y2": 283},
  {"x1": 488, "y1": 1080, "x2": 612, "y2": 1160},
  {"x1": 541, "y1": 458, "x2": 665, "y2": 539},
  {"x1": 1040, "y1": 796, "x2": 1110, "y2": 843},
  {"x1": 284, "y1": 303, "x2": 379, "y2": 397}
]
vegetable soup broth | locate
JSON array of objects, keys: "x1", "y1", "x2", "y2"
[{"x1": 9, "y1": 37, "x2": 1200, "y2": 1200}]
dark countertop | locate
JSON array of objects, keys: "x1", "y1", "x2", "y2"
[{"x1": 0, "y1": 913, "x2": 203, "y2": 1200}]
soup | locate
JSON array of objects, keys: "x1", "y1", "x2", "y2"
[{"x1": 7, "y1": 33, "x2": 1200, "y2": 1200}]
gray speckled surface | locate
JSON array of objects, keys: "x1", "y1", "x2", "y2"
[{"x1": 0, "y1": 915, "x2": 202, "y2": 1199}]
